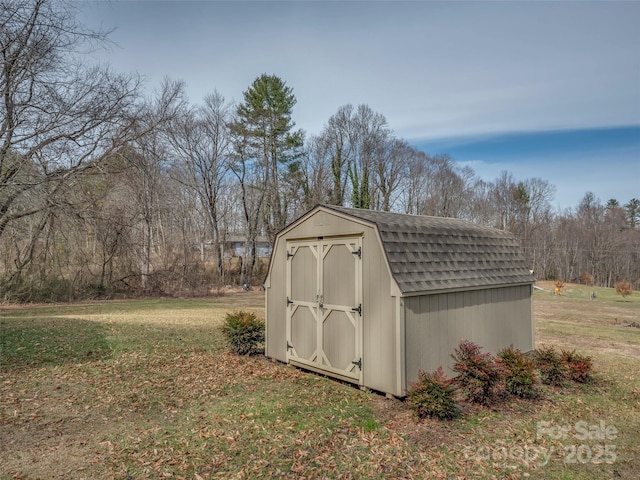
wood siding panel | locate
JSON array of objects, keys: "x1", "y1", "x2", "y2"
[
  {"x1": 362, "y1": 231, "x2": 396, "y2": 393},
  {"x1": 291, "y1": 244, "x2": 318, "y2": 303},
  {"x1": 266, "y1": 240, "x2": 287, "y2": 361},
  {"x1": 322, "y1": 243, "x2": 356, "y2": 308},
  {"x1": 404, "y1": 286, "x2": 533, "y2": 388},
  {"x1": 291, "y1": 306, "x2": 318, "y2": 361},
  {"x1": 322, "y1": 310, "x2": 356, "y2": 371}
]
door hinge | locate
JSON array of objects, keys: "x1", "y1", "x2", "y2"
[
  {"x1": 351, "y1": 304, "x2": 362, "y2": 316},
  {"x1": 352, "y1": 358, "x2": 362, "y2": 370},
  {"x1": 287, "y1": 340, "x2": 294, "y2": 352},
  {"x1": 287, "y1": 297, "x2": 293, "y2": 305},
  {"x1": 352, "y1": 246, "x2": 361, "y2": 258},
  {"x1": 287, "y1": 251, "x2": 294, "y2": 259}
]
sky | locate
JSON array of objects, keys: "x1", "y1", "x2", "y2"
[{"x1": 79, "y1": 0, "x2": 640, "y2": 211}]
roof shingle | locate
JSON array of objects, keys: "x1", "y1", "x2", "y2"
[{"x1": 323, "y1": 205, "x2": 535, "y2": 294}]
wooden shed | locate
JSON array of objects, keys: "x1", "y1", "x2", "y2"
[{"x1": 264, "y1": 204, "x2": 535, "y2": 397}]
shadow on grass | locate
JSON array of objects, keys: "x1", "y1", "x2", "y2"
[{"x1": 0, "y1": 317, "x2": 113, "y2": 368}]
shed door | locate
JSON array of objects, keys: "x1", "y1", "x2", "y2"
[{"x1": 286, "y1": 237, "x2": 363, "y2": 383}]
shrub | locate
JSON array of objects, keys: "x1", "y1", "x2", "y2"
[
  {"x1": 451, "y1": 340, "x2": 504, "y2": 405},
  {"x1": 535, "y1": 346, "x2": 568, "y2": 385},
  {"x1": 615, "y1": 280, "x2": 632, "y2": 300},
  {"x1": 561, "y1": 350, "x2": 594, "y2": 383},
  {"x1": 497, "y1": 346, "x2": 538, "y2": 398},
  {"x1": 221, "y1": 311, "x2": 265, "y2": 355},
  {"x1": 580, "y1": 272, "x2": 593, "y2": 285},
  {"x1": 407, "y1": 367, "x2": 460, "y2": 420}
]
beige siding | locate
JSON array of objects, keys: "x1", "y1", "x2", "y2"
[
  {"x1": 265, "y1": 239, "x2": 287, "y2": 362},
  {"x1": 265, "y1": 209, "x2": 398, "y2": 394},
  {"x1": 267, "y1": 207, "x2": 533, "y2": 397},
  {"x1": 362, "y1": 237, "x2": 396, "y2": 394},
  {"x1": 404, "y1": 285, "x2": 533, "y2": 389}
]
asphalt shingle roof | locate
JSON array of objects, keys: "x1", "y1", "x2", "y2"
[{"x1": 323, "y1": 205, "x2": 535, "y2": 294}]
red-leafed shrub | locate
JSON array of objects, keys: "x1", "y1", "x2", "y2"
[
  {"x1": 498, "y1": 346, "x2": 538, "y2": 398},
  {"x1": 535, "y1": 346, "x2": 568, "y2": 386},
  {"x1": 451, "y1": 340, "x2": 504, "y2": 405},
  {"x1": 561, "y1": 350, "x2": 594, "y2": 383},
  {"x1": 407, "y1": 367, "x2": 460, "y2": 420}
]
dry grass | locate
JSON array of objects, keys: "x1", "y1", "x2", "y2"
[{"x1": 1, "y1": 285, "x2": 639, "y2": 479}]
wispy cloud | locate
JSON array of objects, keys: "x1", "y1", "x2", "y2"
[
  {"x1": 80, "y1": 1, "x2": 640, "y2": 209},
  {"x1": 420, "y1": 127, "x2": 640, "y2": 209}
]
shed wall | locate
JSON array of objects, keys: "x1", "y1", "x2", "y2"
[
  {"x1": 265, "y1": 209, "x2": 398, "y2": 394},
  {"x1": 361, "y1": 239, "x2": 396, "y2": 394},
  {"x1": 404, "y1": 284, "x2": 533, "y2": 388}
]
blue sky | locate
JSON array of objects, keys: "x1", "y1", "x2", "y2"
[
  {"x1": 80, "y1": 0, "x2": 640, "y2": 210},
  {"x1": 416, "y1": 126, "x2": 640, "y2": 211}
]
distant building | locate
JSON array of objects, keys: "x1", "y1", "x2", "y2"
[{"x1": 223, "y1": 235, "x2": 272, "y2": 258}]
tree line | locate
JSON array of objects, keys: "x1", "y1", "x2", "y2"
[{"x1": 1, "y1": 0, "x2": 638, "y2": 301}]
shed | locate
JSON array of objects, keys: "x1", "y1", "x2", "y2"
[{"x1": 264, "y1": 204, "x2": 535, "y2": 397}]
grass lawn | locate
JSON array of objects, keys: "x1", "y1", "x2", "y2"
[{"x1": 1, "y1": 285, "x2": 639, "y2": 479}]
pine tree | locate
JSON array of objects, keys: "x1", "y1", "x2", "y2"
[{"x1": 232, "y1": 74, "x2": 303, "y2": 240}]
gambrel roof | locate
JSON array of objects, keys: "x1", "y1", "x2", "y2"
[{"x1": 322, "y1": 205, "x2": 535, "y2": 295}]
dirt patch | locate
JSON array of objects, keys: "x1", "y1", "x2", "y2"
[
  {"x1": 369, "y1": 394, "x2": 456, "y2": 449},
  {"x1": 370, "y1": 390, "x2": 553, "y2": 456}
]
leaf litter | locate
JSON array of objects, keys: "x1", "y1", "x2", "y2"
[{"x1": 2, "y1": 294, "x2": 639, "y2": 479}]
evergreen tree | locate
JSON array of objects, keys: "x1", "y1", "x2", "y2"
[
  {"x1": 625, "y1": 198, "x2": 640, "y2": 228},
  {"x1": 232, "y1": 74, "x2": 303, "y2": 240}
]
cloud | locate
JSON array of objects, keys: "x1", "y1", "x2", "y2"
[
  {"x1": 81, "y1": 1, "x2": 640, "y2": 139},
  {"x1": 79, "y1": 1, "x2": 640, "y2": 209},
  {"x1": 432, "y1": 128, "x2": 640, "y2": 209}
]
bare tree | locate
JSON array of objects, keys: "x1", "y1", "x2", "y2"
[
  {"x1": 466, "y1": 178, "x2": 495, "y2": 225},
  {"x1": 371, "y1": 138, "x2": 410, "y2": 211},
  {"x1": 491, "y1": 171, "x2": 519, "y2": 231},
  {"x1": 400, "y1": 149, "x2": 430, "y2": 215},
  {"x1": 519, "y1": 178, "x2": 555, "y2": 273},
  {"x1": 316, "y1": 104, "x2": 392, "y2": 210},
  {"x1": 0, "y1": 0, "x2": 141, "y2": 240},
  {"x1": 129, "y1": 80, "x2": 186, "y2": 291},
  {"x1": 322, "y1": 105, "x2": 355, "y2": 206},
  {"x1": 297, "y1": 134, "x2": 332, "y2": 210},
  {"x1": 167, "y1": 91, "x2": 232, "y2": 278},
  {"x1": 348, "y1": 105, "x2": 389, "y2": 209},
  {"x1": 0, "y1": 0, "x2": 143, "y2": 296},
  {"x1": 410, "y1": 154, "x2": 474, "y2": 218},
  {"x1": 229, "y1": 125, "x2": 266, "y2": 286},
  {"x1": 526, "y1": 178, "x2": 556, "y2": 224}
]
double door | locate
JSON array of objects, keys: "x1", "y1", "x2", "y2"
[{"x1": 285, "y1": 236, "x2": 363, "y2": 382}]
